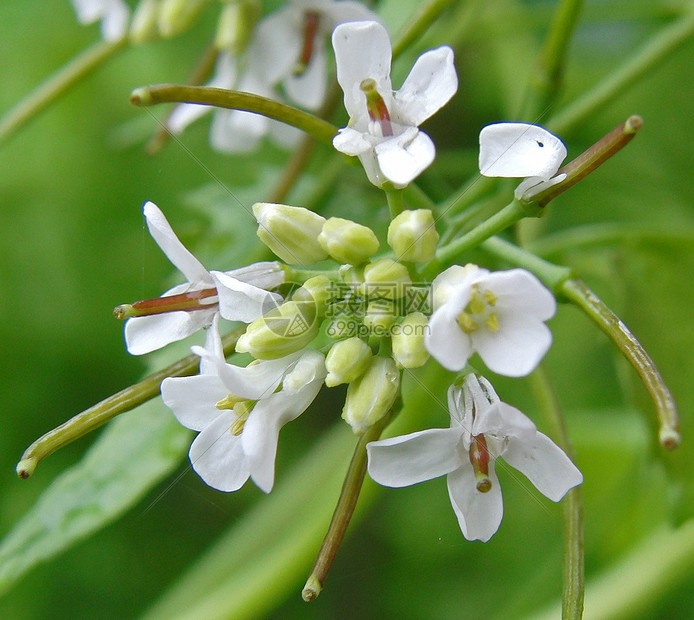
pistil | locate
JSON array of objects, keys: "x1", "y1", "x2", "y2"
[
  {"x1": 360, "y1": 78, "x2": 393, "y2": 137},
  {"x1": 469, "y1": 434, "x2": 492, "y2": 492},
  {"x1": 113, "y1": 287, "x2": 218, "y2": 319},
  {"x1": 293, "y1": 12, "x2": 320, "y2": 75}
]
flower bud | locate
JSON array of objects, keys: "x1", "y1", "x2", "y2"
[
  {"x1": 236, "y1": 300, "x2": 319, "y2": 359},
  {"x1": 253, "y1": 202, "x2": 328, "y2": 264},
  {"x1": 361, "y1": 258, "x2": 411, "y2": 300},
  {"x1": 387, "y1": 209, "x2": 439, "y2": 263},
  {"x1": 158, "y1": 0, "x2": 208, "y2": 38},
  {"x1": 325, "y1": 337, "x2": 373, "y2": 387},
  {"x1": 342, "y1": 356, "x2": 400, "y2": 434},
  {"x1": 392, "y1": 312, "x2": 430, "y2": 368},
  {"x1": 318, "y1": 217, "x2": 380, "y2": 265},
  {"x1": 292, "y1": 275, "x2": 333, "y2": 316},
  {"x1": 363, "y1": 299, "x2": 396, "y2": 332},
  {"x1": 130, "y1": 0, "x2": 160, "y2": 44},
  {"x1": 215, "y1": 0, "x2": 260, "y2": 54}
]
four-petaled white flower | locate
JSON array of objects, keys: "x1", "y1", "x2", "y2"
[
  {"x1": 367, "y1": 374, "x2": 583, "y2": 542},
  {"x1": 479, "y1": 122, "x2": 568, "y2": 201},
  {"x1": 161, "y1": 316, "x2": 326, "y2": 492},
  {"x1": 425, "y1": 264, "x2": 556, "y2": 377},
  {"x1": 168, "y1": 0, "x2": 378, "y2": 152},
  {"x1": 124, "y1": 201, "x2": 284, "y2": 355},
  {"x1": 71, "y1": 0, "x2": 130, "y2": 42},
  {"x1": 332, "y1": 20, "x2": 458, "y2": 188}
]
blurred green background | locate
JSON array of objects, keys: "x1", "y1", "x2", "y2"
[{"x1": 1, "y1": 1, "x2": 693, "y2": 618}]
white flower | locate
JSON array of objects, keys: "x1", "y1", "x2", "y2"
[
  {"x1": 124, "y1": 201, "x2": 284, "y2": 355},
  {"x1": 71, "y1": 0, "x2": 130, "y2": 42},
  {"x1": 161, "y1": 316, "x2": 326, "y2": 492},
  {"x1": 425, "y1": 264, "x2": 556, "y2": 377},
  {"x1": 367, "y1": 374, "x2": 583, "y2": 542},
  {"x1": 332, "y1": 20, "x2": 457, "y2": 188},
  {"x1": 168, "y1": 1, "x2": 378, "y2": 152},
  {"x1": 478, "y1": 122, "x2": 567, "y2": 200}
]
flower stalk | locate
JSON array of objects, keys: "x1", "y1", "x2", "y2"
[
  {"x1": 130, "y1": 84, "x2": 338, "y2": 145},
  {"x1": 560, "y1": 278, "x2": 680, "y2": 450},
  {"x1": 16, "y1": 326, "x2": 246, "y2": 479},
  {"x1": 302, "y1": 409, "x2": 394, "y2": 602}
]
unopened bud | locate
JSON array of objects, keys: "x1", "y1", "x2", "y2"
[
  {"x1": 158, "y1": 0, "x2": 209, "y2": 38},
  {"x1": 342, "y1": 356, "x2": 400, "y2": 434},
  {"x1": 325, "y1": 337, "x2": 373, "y2": 387},
  {"x1": 392, "y1": 312, "x2": 430, "y2": 368},
  {"x1": 215, "y1": 0, "x2": 260, "y2": 54},
  {"x1": 292, "y1": 275, "x2": 333, "y2": 315},
  {"x1": 363, "y1": 300, "x2": 396, "y2": 332},
  {"x1": 387, "y1": 209, "x2": 439, "y2": 263},
  {"x1": 130, "y1": 0, "x2": 160, "y2": 44},
  {"x1": 318, "y1": 217, "x2": 380, "y2": 265},
  {"x1": 253, "y1": 202, "x2": 328, "y2": 264},
  {"x1": 361, "y1": 258, "x2": 411, "y2": 300},
  {"x1": 236, "y1": 300, "x2": 318, "y2": 359}
]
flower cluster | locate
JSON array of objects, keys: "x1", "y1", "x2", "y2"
[{"x1": 105, "y1": 19, "x2": 584, "y2": 545}]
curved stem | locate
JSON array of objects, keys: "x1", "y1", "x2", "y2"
[
  {"x1": 130, "y1": 84, "x2": 338, "y2": 145},
  {"x1": 561, "y1": 279, "x2": 680, "y2": 450},
  {"x1": 16, "y1": 326, "x2": 245, "y2": 478}
]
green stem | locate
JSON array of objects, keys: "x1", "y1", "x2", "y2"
[
  {"x1": 518, "y1": 0, "x2": 585, "y2": 120},
  {"x1": 0, "y1": 38, "x2": 125, "y2": 145},
  {"x1": 16, "y1": 326, "x2": 245, "y2": 478},
  {"x1": 391, "y1": 0, "x2": 457, "y2": 59},
  {"x1": 385, "y1": 187, "x2": 406, "y2": 219},
  {"x1": 560, "y1": 279, "x2": 680, "y2": 450},
  {"x1": 529, "y1": 368, "x2": 584, "y2": 620},
  {"x1": 130, "y1": 84, "x2": 338, "y2": 145},
  {"x1": 435, "y1": 200, "x2": 527, "y2": 269},
  {"x1": 302, "y1": 411, "x2": 394, "y2": 601},
  {"x1": 548, "y1": 5, "x2": 694, "y2": 135}
]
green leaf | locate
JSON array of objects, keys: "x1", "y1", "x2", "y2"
[{"x1": 0, "y1": 402, "x2": 189, "y2": 596}]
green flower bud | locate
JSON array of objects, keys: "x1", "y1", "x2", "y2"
[
  {"x1": 130, "y1": 0, "x2": 160, "y2": 44},
  {"x1": 342, "y1": 356, "x2": 400, "y2": 434},
  {"x1": 318, "y1": 217, "x2": 380, "y2": 265},
  {"x1": 361, "y1": 258, "x2": 411, "y2": 300},
  {"x1": 363, "y1": 300, "x2": 396, "y2": 332},
  {"x1": 215, "y1": 0, "x2": 260, "y2": 54},
  {"x1": 253, "y1": 202, "x2": 328, "y2": 265},
  {"x1": 158, "y1": 0, "x2": 208, "y2": 38},
  {"x1": 392, "y1": 312, "x2": 430, "y2": 368},
  {"x1": 236, "y1": 300, "x2": 319, "y2": 359},
  {"x1": 339, "y1": 264, "x2": 364, "y2": 286},
  {"x1": 387, "y1": 209, "x2": 439, "y2": 263},
  {"x1": 325, "y1": 337, "x2": 373, "y2": 387},
  {"x1": 292, "y1": 275, "x2": 333, "y2": 316}
]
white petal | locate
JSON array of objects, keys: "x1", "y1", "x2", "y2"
[
  {"x1": 425, "y1": 307, "x2": 474, "y2": 371},
  {"x1": 367, "y1": 428, "x2": 464, "y2": 487},
  {"x1": 395, "y1": 46, "x2": 457, "y2": 127},
  {"x1": 124, "y1": 309, "x2": 215, "y2": 355},
  {"x1": 447, "y1": 464, "x2": 503, "y2": 542},
  {"x1": 502, "y1": 432, "x2": 583, "y2": 501},
  {"x1": 333, "y1": 127, "x2": 373, "y2": 156},
  {"x1": 474, "y1": 402, "x2": 536, "y2": 445},
  {"x1": 283, "y1": 41, "x2": 327, "y2": 110},
  {"x1": 214, "y1": 355, "x2": 301, "y2": 400},
  {"x1": 471, "y1": 317, "x2": 553, "y2": 377},
  {"x1": 188, "y1": 412, "x2": 251, "y2": 492},
  {"x1": 143, "y1": 201, "x2": 212, "y2": 286},
  {"x1": 479, "y1": 123, "x2": 567, "y2": 179},
  {"x1": 514, "y1": 172, "x2": 567, "y2": 201},
  {"x1": 211, "y1": 270, "x2": 282, "y2": 323},
  {"x1": 375, "y1": 128, "x2": 435, "y2": 188},
  {"x1": 100, "y1": 0, "x2": 129, "y2": 41},
  {"x1": 431, "y1": 264, "x2": 480, "y2": 309},
  {"x1": 160, "y1": 374, "x2": 227, "y2": 431},
  {"x1": 209, "y1": 109, "x2": 267, "y2": 153},
  {"x1": 332, "y1": 21, "x2": 393, "y2": 120},
  {"x1": 320, "y1": 1, "x2": 381, "y2": 27},
  {"x1": 483, "y1": 269, "x2": 557, "y2": 321},
  {"x1": 247, "y1": 8, "x2": 302, "y2": 87},
  {"x1": 225, "y1": 261, "x2": 285, "y2": 290}
]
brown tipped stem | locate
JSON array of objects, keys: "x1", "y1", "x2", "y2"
[
  {"x1": 16, "y1": 326, "x2": 245, "y2": 479},
  {"x1": 535, "y1": 115, "x2": 643, "y2": 207},
  {"x1": 302, "y1": 412, "x2": 393, "y2": 602},
  {"x1": 561, "y1": 278, "x2": 680, "y2": 450}
]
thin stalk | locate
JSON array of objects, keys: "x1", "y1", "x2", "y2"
[
  {"x1": 529, "y1": 368, "x2": 584, "y2": 620},
  {"x1": 0, "y1": 38, "x2": 125, "y2": 145},
  {"x1": 391, "y1": 0, "x2": 457, "y2": 59},
  {"x1": 561, "y1": 279, "x2": 680, "y2": 450},
  {"x1": 16, "y1": 326, "x2": 245, "y2": 478},
  {"x1": 130, "y1": 85, "x2": 338, "y2": 145}
]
